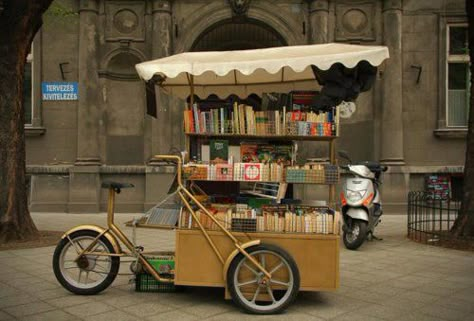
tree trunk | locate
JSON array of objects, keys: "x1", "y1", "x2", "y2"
[
  {"x1": 0, "y1": 0, "x2": 53, "y2": 243},
  {"x1": 452, "y1": 0, "x2": 474, "y2": 237}
]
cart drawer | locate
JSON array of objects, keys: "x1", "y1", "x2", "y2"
[{"x1": 174, "y1": 229, "x2": 339, "y2": 291}]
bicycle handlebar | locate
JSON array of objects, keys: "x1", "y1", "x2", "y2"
[
  {"x1": 152, "y1": 155, "x2": 184, "y2": 186},
  {"x1": 152, "y1": 155, "x2": 182, "y2": 164}
]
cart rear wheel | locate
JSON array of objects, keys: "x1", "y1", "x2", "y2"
[
  {"x1": 227, "y1": 244, "x2": 300, "y2": 314},
  {"x1": 52, "y1": 230, "x2": 120, "y2": 295}
]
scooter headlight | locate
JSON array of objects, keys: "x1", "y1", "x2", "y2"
[{"x1": 346, "y1": 189, "x2": 367, "y2": 203}]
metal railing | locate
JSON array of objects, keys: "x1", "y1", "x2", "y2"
[{"x1": 407, "y1": 191, "x2": 462, "y2": 245}]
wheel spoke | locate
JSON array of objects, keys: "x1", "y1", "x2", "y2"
[
  {"x1": 66, "y1": 235, "x2": 81, "y2": 254},
  {"x1": 271, "y1": 279, "x2": 290, "y2": 287},
  {"x1": 94, "y1": 263, "x2": 109, "y2": 273},
  {"x1": 237, "y1": 279, "x2": 258, "y2": 287},
  {"x1": 76, "y1": 240, "x2": 85, "y2": 251},
  {"x1": 260, "y1": 254, "x2": 265, "y2": 269},
  {"x1": 243, "y1": 263, "x2": 258, "y2": 276},
  {"x1": 85, "y1": 271, "x2": 90, "y2": 284},
  {"x1": 266, "y1": 285, "x2": 276, "y2": 303},
  {"x1": 269, "y1": 262, "x2": 284, "y2": 274},
  {"x1": 251, "y1": 285, "x2": 261, "y2": 303},
  {"x1": 78, "y1": 269, "x2": 83, "y2": 283}
]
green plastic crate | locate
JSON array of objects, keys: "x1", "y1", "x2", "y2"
[
  {"x1": 135, "y1": 273, "x2": 176, "y2": 293},
  {"x1": 135, "y1": 256, "x2": 176, "y2": 292}
]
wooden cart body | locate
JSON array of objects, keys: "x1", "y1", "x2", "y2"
[{"x1": 174, "y1": 229, "x2": 339, "y2": 292}]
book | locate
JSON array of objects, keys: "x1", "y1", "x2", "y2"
[
  {"x1": 240, "y1": 143, "x2": 259, "y2": 163},
  {"x1": 209, "y1": 139, "x2": 228, "y2": 163},
  {"x1": 243, "y1": 163, "x2": 262, "y2": 181},
  {"x1": 215, "y1": 163, "x2": 233, "y2": 180}
]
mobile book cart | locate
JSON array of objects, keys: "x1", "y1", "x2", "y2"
[{"x1": 52, "y1": 44, "x2": 389, "y2": 314}]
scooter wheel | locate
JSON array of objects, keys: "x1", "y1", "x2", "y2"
[{"x1": 343, "y1": 220, "x2": 367, "y2": 250}]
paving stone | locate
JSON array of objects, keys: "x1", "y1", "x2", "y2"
[
  {"x1": 64, "y1": 301, "x2": 116, "y2": 318},
  {"x1": 394, "y1": 290, "x2": 441, "y2": 304},
  {"x1": 121, "y1": 302, "x2": 173, "y2": 317},
  {"x1": 358, "y1": 303, "x2": 412, "y2": 320},
  {"x1": 0, "y1": 295, "x2": 40, "y2": 309},
  {"x1": 415, "y1": 284, "x2": 458, "y2": 297},
  {"x1": 46, "y1": 295, "x2": 95, "y2": 308},
  {"x1": 2, "y1": 276, "x2": 45, "y2": 289},
  {"x1": 145, "y1": 309, "x2": 200, "y2": 321},
  {"x1": 29, "y1": 288, "x2": 70, "y2": 300},
  {"x1": 417, "y1": 304, "x2": 470, "y2": 321},
  {"x1": 0, "y1": 310, "x2": 14, "y2": 321},
  {"x1": 395, "y1": 311, "x2": 449, "y2": 321},
  {"x1": 99, "y1": 293, "x2": 153, "y2": 308},
  {"x1": 379, "y1": 296, "x2": 428, "y2": 311},
  {"x1": 3, "y1": 302, "x2": 55, "y2": 318},
  {"x1": 296, "y1": 299, "x2": 355, "y2": 320},
  {"x1": 430, "y1": 296, "x2": 474, "y2": 314},
  {"x1": 18, "y1": 310, "x2": 81, "y2": 321},
  {"x1": 0, "y1": 283, "x2": 22, "y2": 298},
  {"x1": 332, "y1": 310, "x2": 393, "y2": 321},
  {"x1": 83, "y1": 309, "x2": 138, "y2": 321},
  {"x1": 180, "y1": 300, "x2": 233, "y2": 318}
]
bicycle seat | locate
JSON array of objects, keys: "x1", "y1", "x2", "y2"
[{"x1": 101, "y1": 181, "x2": 134, "y2": 189}]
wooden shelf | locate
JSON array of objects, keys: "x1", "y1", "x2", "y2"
[
  {"x1": 186, "y1": 133, "x2": 338, "y2": 141},
  {"x1": 186, "y1": 178, "x2": 338, "y2": 185}
]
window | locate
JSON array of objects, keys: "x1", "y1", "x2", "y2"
[
  {"x1": 24, "y1": 35, "x2": 45, "y2": 136},
  {"x1": 24, "y1": 51, "x2": 33, "y2": 125},
  {"x1": 447, "y1": 24, "x2": 470, "y2": 127}
]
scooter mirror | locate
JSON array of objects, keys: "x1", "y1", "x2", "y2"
[{"x1": 338, "y1": 150, "x2": 352, "y2": 163}]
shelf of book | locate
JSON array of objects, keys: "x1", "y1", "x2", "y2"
[
  {"x1": 182, "y1": 163, "x2": 339, "y2": 185},
  {"x1": 186, "y1": 133, "x2": 338, "y2": 141},
  {"x1": 179, "y1": 204, "x2": 340, "y2": 235}
]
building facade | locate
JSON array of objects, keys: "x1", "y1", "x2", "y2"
[{"x1": 26, "y1": 0, "x2": 468, "y2": 213}]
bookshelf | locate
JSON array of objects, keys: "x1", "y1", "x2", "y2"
[{"x1": 182, "y1": 91, "x2": 339, "y2": 219}]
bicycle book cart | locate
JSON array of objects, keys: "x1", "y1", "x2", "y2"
[{"x1": 53, "y1": 43, "x2": 389, "y2": 314}]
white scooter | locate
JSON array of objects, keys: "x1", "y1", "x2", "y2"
[{"x1": 338, "y1": 151, "x2": 388, "y2": 250}]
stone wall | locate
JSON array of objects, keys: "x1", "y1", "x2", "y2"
[{"x1": 25, "y1": 0, "x2": 467, "y2": 213}]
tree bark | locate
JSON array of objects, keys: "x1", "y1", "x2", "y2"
[
  {"x1": 0, "y1": 0, "x2": 53, "y2": 243},
  {"x1": 452, "y1": 0, "x2": 474, "y2": 237}
]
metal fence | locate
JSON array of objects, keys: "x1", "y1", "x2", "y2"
[{"x1": 407, "y1": 191, "x2": 462, "y2": 245}]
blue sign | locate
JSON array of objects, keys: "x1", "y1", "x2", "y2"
[{"x1": 42, "y1": 82, "x2": 78, "y2": 101}]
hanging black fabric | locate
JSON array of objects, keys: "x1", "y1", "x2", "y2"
[{"x1": 310, "y1": 61, "x2": 377, "y2": 112}]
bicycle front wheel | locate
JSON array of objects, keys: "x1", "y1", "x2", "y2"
[{"x1": 52, "y1": 230, "x2": 120, "y2": 295}]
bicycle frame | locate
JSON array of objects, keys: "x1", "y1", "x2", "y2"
[{"x1": 70, "y1": 155, "x2": 272, "y2": 283}]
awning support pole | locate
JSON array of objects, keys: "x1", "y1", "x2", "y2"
[{"x1": 186, "y1": 73, "x2": 194, "y2": 108}]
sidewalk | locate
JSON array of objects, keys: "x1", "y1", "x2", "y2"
[{"x1": 0, "y1": 213, "x2": 473, "y2": 321}]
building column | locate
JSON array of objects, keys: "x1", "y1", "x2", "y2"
[
  {"x1": 69, "y1": 0, "x2": 101, "y2": 212},
  {"x1": 148, "y1": 0, "x2": 173, "y2": 161},
  {"x1": 76, "y1": 0, "x2": 101, "y2": 165},
  {"x1": 379, "y1": 0, "x2": 408, "y2": 213},
  {"x1": 308, "y1": 0, "x2": 329, "y2": 44},
  {"x1": 146, "y1": 0, "x2": 175, "y2": 208},
  {"x1": 380, "y1": 0, "x2": 404, "y2": 165}
]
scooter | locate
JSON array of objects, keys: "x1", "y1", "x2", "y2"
[{"x1": 338, "y1": 151, "x2": 388, "y2": 250}]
